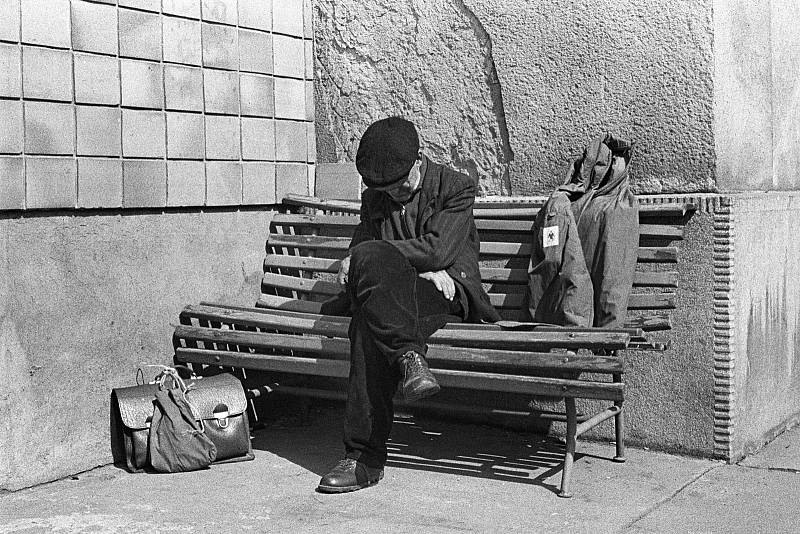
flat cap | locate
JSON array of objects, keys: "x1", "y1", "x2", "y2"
[{"x1": 356, "y1": 117, "x2": 419, "y2": 188}]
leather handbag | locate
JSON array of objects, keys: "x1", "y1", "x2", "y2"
[{"x1": 111, "y1": 368, "x2": 254, "y2": 472}]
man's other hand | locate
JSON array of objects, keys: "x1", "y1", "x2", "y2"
[
  {"x1": 337, "y1": 256, "x2": 351, "y2": 285},
  {"x1": 419, "y1": 270, "x2": 455, "y2": 300}
]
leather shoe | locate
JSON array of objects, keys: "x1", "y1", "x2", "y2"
[
  {"x1": 399, "y1": 351, "x2": 440, "y2": 401},
  {"x1": 317, "y1": 458, "x2": 384, "y2": 493}
]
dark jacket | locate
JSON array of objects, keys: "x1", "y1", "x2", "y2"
[{"x1": 350, "y1": 158, "x2": 500, "y2": 324}]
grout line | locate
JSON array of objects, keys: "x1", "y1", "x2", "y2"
[
  {"x1": 18, "y1": 0, "x2": 24, "y2": 208},
  {"x1": 160, "y1": 3, "x2": 168, "y2": 207},
  {"x1": 199, "y1": 0, "x2": 208, "y2": 207},
  {"x1": 237, "y1": 10, "x2": 244, "y2": 205},
  {"x1": 622, "y1": 464, "x2": 721, "y2": 531},
  {"x1": 116, "y1": 2, "x2": 124, "y2": 208}
]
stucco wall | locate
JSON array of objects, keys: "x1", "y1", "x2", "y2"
[
  {"x1": 714, "y1": 0, "x2": 800, "y2": 191},
  {"x1": 314, "y1": 0, "x2": 716, "y2": 195},
  {"x1": 723, "y1": 193, "x2": 800, "y2": 459},
  {"x1": 0, "y1": 210, "x2": 273, "y2": 491},
  {"x1": 619, "y1": 208, "x2": 717, "y2": 456}
]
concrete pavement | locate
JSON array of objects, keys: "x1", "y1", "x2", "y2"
[{"x1": 0, "y1": 405, "x2": 798, "y2": 533}]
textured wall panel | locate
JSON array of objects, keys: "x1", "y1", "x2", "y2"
[
  {"x1": 22, "y1": 47, "x2": 72, "y2": 101},
  {"x1": 24, "y1": 101, "x2": 74, "y2": 155},
  {"x1": 74, "y1": 53, "x2": 120, "y2": 105},
  {"x1": 0, "y1": 156, "x2": 24, "y2": 209},
  {"x1": 242, "y1": 161, "x2": 276, "y2": 204},
  {"x1": 163, "y1": 16, "x2": 202, "y2": 66},
  {"x1": 77, "y1": 158, "x2": 123, "y2": 208},
  {"x1": 0, "y1": 100, "x2": 23, "y2": 154},
  {"x1": 164, "y1": 64, "x2": 204, "y2": 112},
  {"x1": 25, "y1": 156, "x2": 76, "y2": 208},
  {"x1": 313, "y1": 0, "x2": 716, "y2": 195},
  {"x1": 167, "y1": 160, "x2": 206, "y2": 206},
  {"x1": 166, "y1": 112, "x2": 206, "y2": 159},
  {"x1": 122, "y1": 159, "x2": 166, "y2": 207},
  {"x1": 0, "y1": 44, "x2": 21, "y2": 98},
  {"x1": 122, "y1": 109, "x2": 166, "y2": 158},
  {"x1": 0, "y1": 0, "x2": 21, "y2": 42},
  {"x1": 206, "y1": 160, "x2": 243, "y2": 205},
  {"x1": 205, "y1": 115, "x2": 241, "y2": 160},
  {"x1": 21, "y1": 0, "x2": 70, "y2": 48},
  {"x1": 239, "y1": 0, "x2": 272, "y2": 31},
  {"x1": 120, "y1": 59, "x2": 164, "y2": 109},
  {"x1": 119, "y1": 8, "x2": 162, "y2": 61},
  {"x1": 241, "y1": 117, "x2": 275, "y2": 161},
  {"x1": 76, "y1": 106, "x2": 121, "y2": 157},
  {"x1": 71, "y1": 0, "x2": 118, "y2": 55}
]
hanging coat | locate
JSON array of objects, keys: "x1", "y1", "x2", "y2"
[
  {"x1": 527, "y1": 133, "x2": 639, "y2": 328},
  {"x1": 565, "y1": 134, "x2": 639, "y2": 328},
  {"x1": 525, "y1": 191, "x2": 594, "y2": 327}
]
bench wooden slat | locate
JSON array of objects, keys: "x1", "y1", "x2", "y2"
[
  {"x1": 263, "y1": 255, "x2": 678, "y2": 287},
  {"x1": 181, "y1": 304, "x2": 631, "y2": 350},
  {"x1": 269, "y1": 214, "x2": 684, "y2": 240},
  {"x1": 260, "y1": 272, "x2": 675, "y2": 310},
  {"x1": 638, "y1": 247, "x2": 678, "y2": 263},
  {"x1": 282, "y1": 195, "x2": 361, "y2": 214},
  {"x1": 282, "y1": 194, "x2": 694, "y2": 218},
  {"x1": 198, "y1": 302, "x2": 648, "y2": 338},
  {"x1": 175, "y1": 347, "x2": 624, "y2": 401},
  {"x1": 254, "y1": 294, "x2": 672, "y2": 332},
  {"x1": 174, "y1": 325, "x2": 624, "y2": 373},
  {"x1": 267, "y1": 235, "x2": 681, "y2": 258},
  {"x1": 624, "y1": 312, "x2": 672, "y2": 331}
]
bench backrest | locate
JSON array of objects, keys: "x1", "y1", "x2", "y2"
[{"x1": 260, "y1": 195, "x2": 694, "y2": 334}]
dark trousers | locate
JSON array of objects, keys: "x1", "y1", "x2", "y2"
[{"x1": 339, "y1": 241, "x2": 463, "y2": 467}]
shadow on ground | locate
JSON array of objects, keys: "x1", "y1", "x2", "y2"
[{"x1": 249, "y1": 405, "x2": 614, "y2": 496}]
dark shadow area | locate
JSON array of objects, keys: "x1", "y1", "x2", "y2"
[{"x1": 249, "y1": 403, "x2": 604, "y2": 496}]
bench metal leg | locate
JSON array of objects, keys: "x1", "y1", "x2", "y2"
[
  {"x1": 559, "y1": 397, "x2": 577, "y2": 498},
  {"x1": 613, "y1": 373, "x2": 626, "y2": 463}
]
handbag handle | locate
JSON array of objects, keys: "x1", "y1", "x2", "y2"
[{"x1": 137, "y1": 364, "x2": 196, "y2": 386}]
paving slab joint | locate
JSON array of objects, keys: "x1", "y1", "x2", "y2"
[{"x1": 622, "y1": 464, "x2": 723, "y2": 531}]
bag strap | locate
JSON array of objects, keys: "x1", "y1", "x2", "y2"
[{"x1": 141, "y1": 365, "x2": 206, "y2": 432}]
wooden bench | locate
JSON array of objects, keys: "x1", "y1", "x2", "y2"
[{"x1": 173, "y1": 194, "x2": 694, "y2": 497}]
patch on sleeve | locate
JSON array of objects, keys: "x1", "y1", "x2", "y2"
[{"x1": 543, "y1": 226, "x2": 559, "y2": 248}]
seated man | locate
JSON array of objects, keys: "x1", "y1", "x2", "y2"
[{"x1": 317, "y1": 117, "x2": 500, "y2": 493}]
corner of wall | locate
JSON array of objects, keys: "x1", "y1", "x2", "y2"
[{"x1": 712, "y1": 195, "x2": 736, "y2": 461}]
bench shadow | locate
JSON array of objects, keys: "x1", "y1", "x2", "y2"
[{"x1": 250, "y1": 407, "x2": 594, "y2": 496}]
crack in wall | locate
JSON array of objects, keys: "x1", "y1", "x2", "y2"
[
  {"x1": 452, "y1": 0, "x2": 514, "y2": 193},
  {"x1": 314, "y1": 0, "x2": 515, "y2": 193}
]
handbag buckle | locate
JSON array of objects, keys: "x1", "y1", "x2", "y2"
[{"x1": 213, "y1": 404, "x2": 230, "y2": 429}]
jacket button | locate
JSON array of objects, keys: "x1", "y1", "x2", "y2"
[{"x1": 460, "y1": 272, "x2": 467, "y2": 279}]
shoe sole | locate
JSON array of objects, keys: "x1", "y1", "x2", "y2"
[
  {"x1": 403, "y1": 379, "x2": 441, "y2": 402},
  {"x1": 316, "y1": 472, "x2": 384, "y2": 494}
]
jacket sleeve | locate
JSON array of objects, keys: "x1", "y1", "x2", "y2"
[
  {"x1": 348, "y1": 192, "x2": 377, "y2": 251},
  {"x1": 386, "y1": 178, "x2": 476, "y2": 272}
]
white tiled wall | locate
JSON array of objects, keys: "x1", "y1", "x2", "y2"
[{"x1": 0, "y1": 0, "x2": 315, "y2": 210}]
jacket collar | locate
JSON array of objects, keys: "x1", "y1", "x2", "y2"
[
  {"x1": 370, "y1": 155, "x2": 440, "y2": 222},
  {"x1": 417, "y1": 155, "x2": 440, "y2": 224}
]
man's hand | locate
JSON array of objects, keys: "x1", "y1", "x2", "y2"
[
  {"x1": 337, "y1": 256, "x2": 351, "y2": 285},
  {"x1": 419, "y1": 270, "x2": 456, "y2": 301}
]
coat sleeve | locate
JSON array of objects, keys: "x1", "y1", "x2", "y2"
[
  {"x1": 348, "y1": 191, "x2": 377, "y2": 251},
  {"x1": 385, "y1": 178, "x2": 476, "y2": 272}
]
